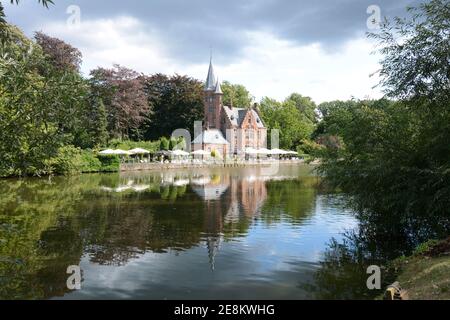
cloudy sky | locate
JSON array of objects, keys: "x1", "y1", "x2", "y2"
[{"x1": 4, "y1": 0, "x2": 419, "y2": 103}]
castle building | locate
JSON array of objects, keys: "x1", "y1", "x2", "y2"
[{"x1": 192, "y1": 58, "x2": 267, "y2": 158}]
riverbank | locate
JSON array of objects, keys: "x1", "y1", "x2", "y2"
[
  {"x1": 120, "y1": 159, "x2": 312, "y2": 172},
  {"x1": 387, "y1": 237, "x2": 450, "y2": 300}
]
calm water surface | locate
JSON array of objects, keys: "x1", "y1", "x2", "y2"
[{"x1": 1, "y1": 165, "x2": 362, "y2": 300}]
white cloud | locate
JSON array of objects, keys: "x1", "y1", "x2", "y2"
[
  {"x1": 213, "y1": 32, "x2": 383, "y2": 104},
  {"x1": 42, "y1": 16, "x2": 176, "y2": 76},
  {"x1": 40, "y1": 16, "x2": 383, "y2": 104}
]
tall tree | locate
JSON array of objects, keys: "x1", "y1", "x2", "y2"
[
  {"x1": 221, "y1": 81, "x2": 253, "y2": 108},
  {"x1": 90, "y1": 65, "x2": 149, "y2": 140},
  {"x1": 73, "y1": 95, "x2": 109, "y2": 149},
  {"x1": 142, "y1": 74, "x2": 204, "y2": 140},
  {"x1": 260, "y1": 97, "x2": 314, "y2": 150},
  {"x1": 34, "y1": 32, "x2": 82, "y2": 72},
  {"x1": 285, "y1": 93, "x2": 318, "y2": 124},
  {"x1": 318, "y1": 0, "x2": 450, "y2": 219},
  {"x1": 369, "y1": 0, "x2": 449, "y2": 104},
  {"x1": 0, "y1": 24, "x2": 85, "y2": 176}
]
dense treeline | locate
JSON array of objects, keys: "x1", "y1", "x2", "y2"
[
  {"x1": 0, "y1": 25, "x2": 204, "y2": 176},
  {"x1": 0, "y1": 19, "x2": 318, "y2": 177}
]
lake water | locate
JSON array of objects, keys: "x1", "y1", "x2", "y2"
[{"x1": 0, "y1": 165, "x2": 368, "y2": 300}]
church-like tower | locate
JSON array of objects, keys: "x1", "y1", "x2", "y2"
[{"x1": 204, "y1": 59, "x2": 223, "y2": 130}]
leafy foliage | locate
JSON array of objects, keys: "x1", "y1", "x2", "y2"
[
  {"x1": 107, "y1": 139, "x2": 160, "y2": 152},
  {"x1": 317, "y1": 0, "x2": 450, "y2": 218},
  {"x1": 141, "y1": 74, "x2": 204, "y2": 140},
  {"x1": 221, "y1": 81, "x2": 253, "y2": 108},
  {"x1": 0, "y1": 25, "x2": 88, "y2": 176},
  {"x1": 259, "y1": 97, "x2": 315, "y2": 150},
  {"x1": 285, "y1": 93, "x2": 318, "y2": 125},
  {"x1": 90, "y1": 65, "x2": 149, "y2": 140},
  {"x1": 369, "y1": 0, "x2": 449, "y2": 104},
  {"x1": 34, "y1": 31, "x2": 82, "y2": 72}
]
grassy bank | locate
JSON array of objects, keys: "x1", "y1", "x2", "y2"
[{"x1": 387, "y1": 237, "x2": 450, "y2": 300}]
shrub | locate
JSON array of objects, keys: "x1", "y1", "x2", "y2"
[
  {"x1": 298, "y1": 139, "x2": 326, "y2": 158},
  {"x1": 97, "y1": 155, "x2": 120, "y2": 172},
  {"x1": 44, "y1": 147, "x2": 117, "y2": 175},
  {"x1": 413, "y1": 240, "x2": 440, "y2": 256},
  {"x1": 78, "y1": 150, "x2": 102, "y2": 173},
  {"x1": 159, "y1": 137, "x2": 170, "y2": 151},
  {"x1": 45, "y1": 145, "x2": 82, "y2": 175}
]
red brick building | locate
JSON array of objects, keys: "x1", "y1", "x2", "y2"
[{"x1": 192, "y1": 59, "x2": 268, "y2": 158}]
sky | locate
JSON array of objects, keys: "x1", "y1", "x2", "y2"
[{"x1": 3, "y1": 0, "x2": 420, "y2": 104}]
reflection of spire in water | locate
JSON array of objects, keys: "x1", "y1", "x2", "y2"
[
  {"x1": 206, "y1": 235, "x2": 222, "y2": 271},
  {"x1": 225, "y1": 201, "x2": 240, "y2": 224}
]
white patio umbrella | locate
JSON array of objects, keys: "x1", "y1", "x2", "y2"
[
  {"x1": 191, "y1": 150, "x2": 210, "y2": 156},
  {"x1": 171, "y1": 150, "x2": 190, "y2": 157},
  {"x1": 112, "y1": 149, "x2": 132, "y2": 156},
  {"x1": 271, "y1": 148, "x2": 289, "y2": 155},
  {"x1": 287, "y1": 150, "x2": 298, "y2": 155},
  {"x1": 98, "y1": 149, "x2": 116, "y2": 155},
  {"x1": 245, "y1": 147, "x2": 259, "y2": 155},
  {"x1": 129, "y1": 148, "x2": 151, "y2": 155},
  {"x1": 257, "y1": 148, "x2": 272, "y2": 155}
]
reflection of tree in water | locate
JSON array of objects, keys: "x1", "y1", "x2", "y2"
[
  {"x1": 0, "y1": 169, "x2": 320, "y2": 298},
  {"x1": 0, "y1": 177, "x2": 86, "y2": 299},
  {"x1": 77, "y1": 191, "x2": 206, "y2": 266},
  {"x1": 261, "y1": 177, "x2": 318, "y2": 224},
  {"x1": 307, "y1": 204, "x2": 450, "y2": 300}
]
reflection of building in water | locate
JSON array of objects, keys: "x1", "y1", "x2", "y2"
[
  {"x1": 192, "y1": 173, "x2": 267, "y2": 270},
  {"x1": 227, "y1": 177, "x2": 267, "y2": 222},
  {"x1": 191, "y1": 179, "x2": 229, "y2": 201}
]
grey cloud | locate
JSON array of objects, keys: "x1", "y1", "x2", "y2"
[{"x1": 4, "y1": 0, "x2": 421, "y2": 64}]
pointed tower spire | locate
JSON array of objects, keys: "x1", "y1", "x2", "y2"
[
  {"x1": 205, "y1": 54, "x2": 216, "y2": 91},
  {"x1": 215, "y1": 77, "x2": 223, "y2": 94}
]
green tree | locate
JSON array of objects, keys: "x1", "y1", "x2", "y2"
[
  {"x1": 221, "y1": 81, "x2": 253, "y2": 108},
  {"x1": 0, "y1": 25, "x2": 86, "y2": 176},
  {"x1": 260, "y1": 97, "x2": 314, "y2": 150},
  {"x1": 142, "y1": 74, "x2": 204, "y2": 140},
  {"x1": 74, "y1": 95, "x2": 109, "y2": 148},
  {"x1": 285, "y1": 93, "x2": 318, "y2": 124},
  {"x1": 318, "y1": 1, "x2": 450, "y2": 217}
]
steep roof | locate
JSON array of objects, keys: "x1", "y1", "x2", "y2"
[
  {"x1": 192, "y1": 129, "x2": 229, "y2": 145},
  {"x1": 214, "y1": 78, "x2": 223, "y2": 94},
  {"x1": 223, "y1": 106, "x2": 265, "y2": 129}
]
